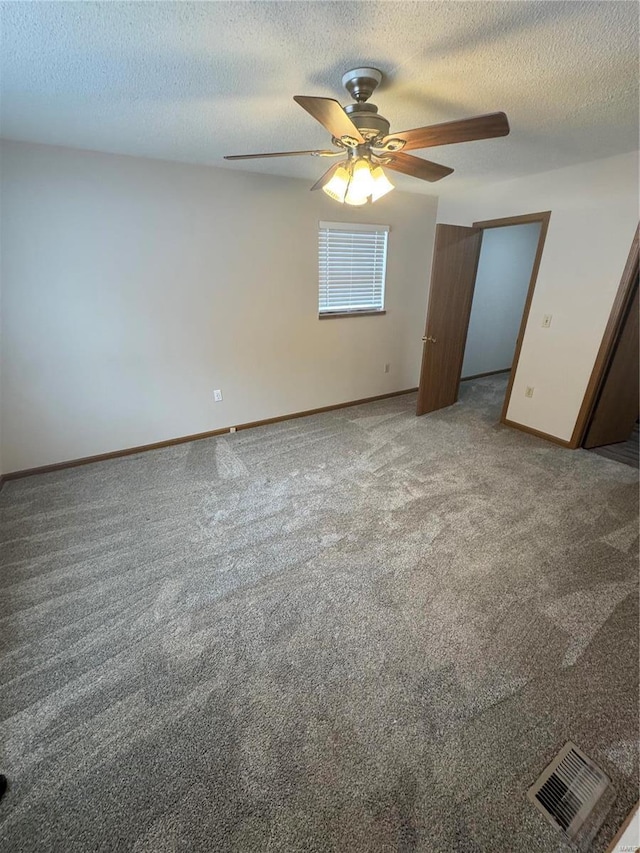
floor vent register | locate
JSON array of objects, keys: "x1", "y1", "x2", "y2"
[{"x1": 528, "y1": 741, "x2": 615, "y2": 850}]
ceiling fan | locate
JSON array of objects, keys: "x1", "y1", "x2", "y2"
[{"x1": 225, "y1": 67, "x2": 510, "y2": 206}]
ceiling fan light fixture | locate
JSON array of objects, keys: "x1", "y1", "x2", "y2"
[
  {"x1": 370, "y1": 166, "x2": 394, "y2": 201},
  {"x1": 322, "y1": 164, "x2": 350, "y2": 203},
  {"x1": 322, "y1": 158, "x2": 393, "y2": 206}
]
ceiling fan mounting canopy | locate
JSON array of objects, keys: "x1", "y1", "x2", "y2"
[
  {"x1": 341, "y1": 67, "x2": 383, "y2": 103},
  {"x1": 224, "y1": 65, "x2": 510, "y2": 204}
]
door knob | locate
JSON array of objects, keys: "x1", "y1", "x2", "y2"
[{"x1": 422, "y1": 335, "x2": 437, "y2": 343}]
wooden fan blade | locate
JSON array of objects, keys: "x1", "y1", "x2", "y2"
[
  {"x1": 310, "y1": 162, "x2": 343, "y2": 191},
  {"x1": 383, "y1": 112, "x2": 510, "y2": 151},
  {"x1": 293, "y1": 96, "x2": 365, "y2": 144},
  {"x1": 383, "y1": 152, "x2": 453, "y2": 182},
  {"x1": 224, "y1": 150, "x2": 335, "y2": 160}
]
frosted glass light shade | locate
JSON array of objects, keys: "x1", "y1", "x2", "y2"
[
  {"x1": 370, "y1": 166, "x2": 394, "y2": 201},
  {"x1": 322, "y1": 165, "x2": 350, "y2": 203},
  {"x1": 350, "y1": 158, "x2": 375, "y2": 197},
  {"x1": 344, "y1": 186, "x2": 368, "y2": 206}
]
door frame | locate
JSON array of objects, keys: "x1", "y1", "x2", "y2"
[
  {"x1": 569, "y1": 223, "x2": 639, "y2": 449},
  {"x1": 470, "y1": 210, "x2": 552, "y2": 427}
]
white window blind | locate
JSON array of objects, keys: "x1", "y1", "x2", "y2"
[{"x1": 318, "y1": 221, "x2": 389, "y2": 314}]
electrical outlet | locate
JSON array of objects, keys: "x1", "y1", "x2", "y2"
[
  {"x1": 213, "y1": 389, "x2": 223, "y2": 402},
  {"x1": 384, "y1": 363, "x2": 390, "y2": 373},
  {"x1": 542, "y1": 314, "x2": 552, "y2": 328},
  {"x1": 229, "y1": 426, "x2": 236, "y2": 433},
  {"x1": 525, "y1": 386, "x2": 534, "y2": 398}
]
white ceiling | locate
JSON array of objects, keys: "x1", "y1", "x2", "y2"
[{"x1": 1, "y1": 1, "x2": 638, "y2": 195}]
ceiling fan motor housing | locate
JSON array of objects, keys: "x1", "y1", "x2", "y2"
[{"x1": 344, "y1": 102, "x2": 390, "y2": 141}]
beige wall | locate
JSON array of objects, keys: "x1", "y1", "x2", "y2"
[
  {"x1": 0, "y1": 141, "x2": 438, "y2": 473},
  {"x1": 3, "y1": 141, "x2": 635, "y2": 473},
  {"x1": 438, "y1": 151, "x2": 639, "y2": 442}
]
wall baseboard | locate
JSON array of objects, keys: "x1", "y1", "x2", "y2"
[
  {"x1": 501, "y1": 417, "x2": 573, "y2": 447},
  {"x1": 460, "y1": 368, "x2": 511, "y2": 382},
  {"x1": 1, "y1": 388, "x2": 418, "y2": 484}
]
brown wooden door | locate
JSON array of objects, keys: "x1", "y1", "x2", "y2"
[
  {"x1": 417, "y1": 224, "x2": 483, "y2": 415},
  {"x1": 583, "y1": 275, "x2": 639, "y2": 448}
]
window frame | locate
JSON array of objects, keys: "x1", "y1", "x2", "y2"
[{"x1": 317, "y1": 221, "x2": 390, "y2": 319}]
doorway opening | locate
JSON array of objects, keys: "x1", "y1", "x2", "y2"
[
  {"x1": 461, "y1": 221, "x2": 542, "y2": 385},
  {"x1": 417, "y1": 211, "x2": 550, "y2": 426}
]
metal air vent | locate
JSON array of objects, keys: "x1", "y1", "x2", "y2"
[{"x1": 528, "y1": 741, "x2": 615, "y2": 849}]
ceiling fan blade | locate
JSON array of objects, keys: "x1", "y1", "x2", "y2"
[
  {"x1": 224, "y1": 149, "x2": 336, "y2": 160},
  {"x1": 293, "y1": 96, "x2": 365, "y2": 144},
  {"x1": 383, "y1": 112, "x2": 510, "y2": 151},
  {"x1": 310, "y1": 162, "x2": 343, "y2": 191},
  {"x1": 383, "y1": 152, "x2": 453, "y2": 182}
]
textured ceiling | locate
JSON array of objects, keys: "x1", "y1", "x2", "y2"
[{"x1": 1, "y1": 1, "x2": 638, "y2": 195}]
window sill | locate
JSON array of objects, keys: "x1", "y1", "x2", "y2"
[{"x1": 318, "y1": 310, "x2": 387, "y2": 320}]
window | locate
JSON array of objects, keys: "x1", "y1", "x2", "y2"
[{"x1": 318, "y1": 221, "x2": 389, "y2": 317}]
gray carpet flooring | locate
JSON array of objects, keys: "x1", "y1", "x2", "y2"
[{"x1": 0, "y1": 376, "x2": 638, "y2": 853}]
